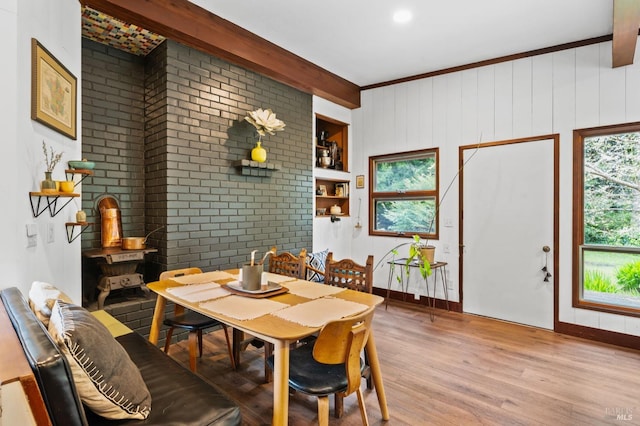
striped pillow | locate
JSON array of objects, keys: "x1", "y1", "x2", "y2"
[{"x1": 48, "y1": 300, "x2": 152, "y2": 420}]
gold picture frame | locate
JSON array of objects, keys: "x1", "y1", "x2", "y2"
[
  {"x1": 356, "y1": 175, "x2": 365, "y2": 188},
  {"x1": 31, "y1": 38, "x2": 77, "y2": 139}
]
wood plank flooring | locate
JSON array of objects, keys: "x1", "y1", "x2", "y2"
[{"x1": 164, "y1": 300, "x2": 640, "y2": 425}]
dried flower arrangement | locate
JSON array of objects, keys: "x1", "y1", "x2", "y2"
[
  {"x1": 245, "y1": 108, "x2": 286, "y2": 142},
  {"x1": 42, "y1": 141, "x2": 63, "y2": 173}
]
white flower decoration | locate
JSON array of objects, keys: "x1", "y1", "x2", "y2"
[{"x1": 245, "y1": 108, "x2": 286, "y2": 138}]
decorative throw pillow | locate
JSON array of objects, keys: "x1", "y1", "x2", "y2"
[
  {"x1": 28, "y1": 281, "x2": 73, "y2": 327},
  {"x1": 48, "y1": 300, "x2": 152, "y2": 420},
  {"x1": 306, "y1": 249, "x2": 328, "y2": 282}
]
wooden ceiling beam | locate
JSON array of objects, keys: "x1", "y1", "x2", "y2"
[
  {"x1": 612, "y1": 0, "x2": 640, "y2": 67},
  {"x1": 80, "y1": 0, "x2": 361, "y2": 109}
]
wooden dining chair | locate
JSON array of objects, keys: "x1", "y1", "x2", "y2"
[
  {"x1": 323, "y1": 252, "x2": 374, "y2": 417},
  {"x1": 160, "y1": 267, "x2": 235, "y2": 372},
  {"x1": 268, "y1": 248, "x2": 307, "y2": 279},
  {"x1": 234, "y1": 247, "x2": 308, "y2": 382},
  {"x1": 266, "y1": 306, "x2": 376, "y2": 426},
  {"x1": 324, "y1": 252, "x2": 374, "y2": 293}
]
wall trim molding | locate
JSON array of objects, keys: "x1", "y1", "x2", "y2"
[{"x1": 362, "y1": 35, "x2": 615, "y2": 90}]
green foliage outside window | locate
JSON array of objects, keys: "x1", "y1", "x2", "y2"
[
  {"x1": 616, "y1": 261, "x2": 640, "y2": 293},
  {"x1": 371, "y1": 149, "x2": 438, "y2": 238},
  {"x1": 583, "y1": 132, "x2": 640, "y2": 247}
]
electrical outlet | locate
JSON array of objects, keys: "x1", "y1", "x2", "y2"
[
  {"x1": 447, "y1": 279, "x2": 454, "y2": 290},
  {"x1": 413, "y1": 291, "x2": 420, "y2": 300},
  {"x1": 47, "y1": 223, "x2": 55, "y2": 243},
  {"x1": 27, "y1": 235, "x2": 37, "y2": 248},
  {"x1": 443, "y1": 243, "x2": 450, "y2": 253}
]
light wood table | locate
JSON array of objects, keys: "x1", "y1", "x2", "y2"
[{"x1": 147, "y1": 271, "x2": 389, "y2": 425}]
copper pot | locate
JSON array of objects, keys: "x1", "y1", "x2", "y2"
[{"x1": 122, "y1": 226, "x2": 164, "y2": 250}]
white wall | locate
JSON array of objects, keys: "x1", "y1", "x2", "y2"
[
  {"x1": 312, "y1": 96, "x2": 354, "y2": 259},
  {"x1": 351, "y1": 38, "x2": 640, "y2": 336},
  {"x1": 0, "y1": 0, "x2": 82, "y2": 301}
]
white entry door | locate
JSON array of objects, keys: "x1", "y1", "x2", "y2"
[{"x1": 461, "y1": 137, "x2": 556, "y2": 329}]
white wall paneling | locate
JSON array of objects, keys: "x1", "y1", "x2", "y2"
[
  {"x1": 512, "y1": 58, "x2": 533, "y2": 137},
  {"x1": 353, "y1": 37, "x2": 640, "y2": 335}
]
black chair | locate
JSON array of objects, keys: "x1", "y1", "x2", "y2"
[
  {"x1": 161, "y1": 268, "x2": 235, "y2": 372},
  {"x1": 266, "y1": 306, "x2": 376, "y2": 426}
]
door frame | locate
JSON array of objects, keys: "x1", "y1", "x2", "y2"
[{"x1": 458, "y1": 134, "x2": 560, "y2": 330}]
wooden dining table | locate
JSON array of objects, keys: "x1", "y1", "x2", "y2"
[{"x1": 146, "y1": 270, "x2": 390, "y2": 426}]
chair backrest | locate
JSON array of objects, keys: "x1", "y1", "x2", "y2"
[
  {"x1": 268, "y1": 248, "x2": 307, "y2": 279},
  {"x1": 324, "y1": 253, "x2": 374, "y2": 293},
  {"x1": 159, "y1": 267, "x2": 203, "y2": 280},
  {"x1": 312, "y1": 306, "x2": 376, "y2": 395}
]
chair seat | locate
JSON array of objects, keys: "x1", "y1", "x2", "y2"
[
  {"x1": 163, "y1": 311, "x2": 222, "y2": 331},
  {"x1": 266, "y1": 344, "x2": 364, "y2": 396}
]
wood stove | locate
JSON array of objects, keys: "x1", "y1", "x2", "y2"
[{"x1": 83, "y1": 247, "x2": 157, "y2": 309}]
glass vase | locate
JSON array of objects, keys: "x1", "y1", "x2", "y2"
[
  {"x1": 251, "y1": 141, "x2": 267, "y2": 163},
  {"x1": 41, "y1": 171, "x2": 56, "y2": 193}
]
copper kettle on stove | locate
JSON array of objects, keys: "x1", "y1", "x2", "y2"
[{"x1": 97, "y1": 196, "x2": 122, "y2": 248}]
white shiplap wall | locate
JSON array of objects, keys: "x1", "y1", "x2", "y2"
[{"x1": 350, "y1": 38, "x2": 640, "y2": 336}]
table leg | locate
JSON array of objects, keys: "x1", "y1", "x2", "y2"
[
  {"x1": 365, "y1": 331, "x2": 389, "y2": 420},
  {"x1": 385, "y1": 266, "x2": 392, "y2": 309},
  {"x1": 439, "y1": 265, "x2": 450, "y2": 311},
  {"x1": 149, "y1": 295, "x2": 166, "y2": 345},
  {"x1": 272, "y1": 340, "x2": 290, "y2": 426},
  {"x1": 232, "y1": 329, "x2": 244, "y2": 368}
]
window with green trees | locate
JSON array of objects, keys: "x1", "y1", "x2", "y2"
[
  {"x1": 369, "y1": 149, "x2": 439, "y2": 239},
  {"x1": 573, "y1": 123, "x2": 640, "y2": 316}
]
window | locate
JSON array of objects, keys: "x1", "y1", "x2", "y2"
[
  {"x1": 573, "y1": 122, "x2": 640, "y2": 317},
  {"x1": 369, "y1": 149, "x2": 439, "y2": 239}
]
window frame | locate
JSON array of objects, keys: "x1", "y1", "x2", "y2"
[
  {"x1": 368, "y1": 148, "x2": 439, "y2": 239},
  {"x1": 573, "y1": 121, "x2": 640, "y2": 317}
]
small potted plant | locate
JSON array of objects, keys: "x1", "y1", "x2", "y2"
[{"x1": 406, "y1": 234, "x2": 433, "y2": 279}]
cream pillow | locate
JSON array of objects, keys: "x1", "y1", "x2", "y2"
[
  {"x1": 48, "y1": 300, "x2": 152, "y2": 420},
  {"x1": 28, "y1": 281, "x2": 73, "y2": 326}
]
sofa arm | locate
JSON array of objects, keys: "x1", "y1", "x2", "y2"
[{"x1": 1, "y1": 287, "x2": 87, "y2": 426}]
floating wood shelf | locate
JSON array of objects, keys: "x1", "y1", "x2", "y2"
[
  {"x1": 65, "y1": 222, "x2": 94, "y2": 243},
  {"x1": 64, "y1": 169, "x2": 94, "y2": 187},
  {"x1": 29, "y1": 192, "x2": 80, "y2": 218},
  {"x1": 232, "y1": 159, "x2": 281, "y2": 177}
]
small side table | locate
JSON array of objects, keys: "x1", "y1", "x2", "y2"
[{"x1": 386, "y1": 257, "x2": 449, "y2": 321}]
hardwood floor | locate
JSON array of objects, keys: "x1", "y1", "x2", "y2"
[{"x1": 165, "y1": 300, "x2": 640, "y2": 425}]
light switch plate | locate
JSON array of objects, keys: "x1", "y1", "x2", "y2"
[{"x1": 26, "y1": 223, "x2": 38, "y2": 236}]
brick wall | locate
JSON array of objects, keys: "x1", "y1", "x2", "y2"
[
  {"x1": 81, "y1": 39, "x2": 147, "y2": 304},
  {"x1": 81, "y1": 39, "x2": 146, "y2": 249},
  {"x1": 81, "y1": 39, "x2": 313, "y2": 342},
  {"x1": 144, "y1": 40, "x2": 313, "y2": 275}
]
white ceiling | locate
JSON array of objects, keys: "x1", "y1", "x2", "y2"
[{"x1": 189, "y1": 0, "x2": 614, "y2": 87}]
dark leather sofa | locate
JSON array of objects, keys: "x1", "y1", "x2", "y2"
[{"x1": 0, "y1": 287, "x2": 241, "y2": 426}]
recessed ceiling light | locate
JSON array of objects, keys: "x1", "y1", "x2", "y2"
[{"x1": 393, "y1": 9, "x2": 413, "y2": 24}]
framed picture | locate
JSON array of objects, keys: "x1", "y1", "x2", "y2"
[
  {"x1": 356, "y1": 175, "x2": 365, "y2": 188},
  {"x1": 31, "y1": 38, "x2": 77, "y2": 139},
  {"x1": 318, "y1": 184, "x2": 327, "y2": 196}
]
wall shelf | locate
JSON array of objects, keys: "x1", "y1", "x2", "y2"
[
  {"x1": 65, "y1": 169, "x2": 94, "y2": 188},
  {"x1": 233, "y1": 159, "x2": 281, "y2": 177},
  {"x1": 315, "y1": 178, "x2": 350, "y2": 217},
  {"x1": 65, "y1": 222, "x2": 93, "y2": 243},
  {"x1": 316, "y1": 114, "x2": 348, "y2": 172},
  {"x1": 29, "y1": 192, "x2": 80, "y2": 218}
]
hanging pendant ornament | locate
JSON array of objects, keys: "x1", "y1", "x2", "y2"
[{"x1": 542, "y1": 246, "x2": 552, "y2": 282}]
